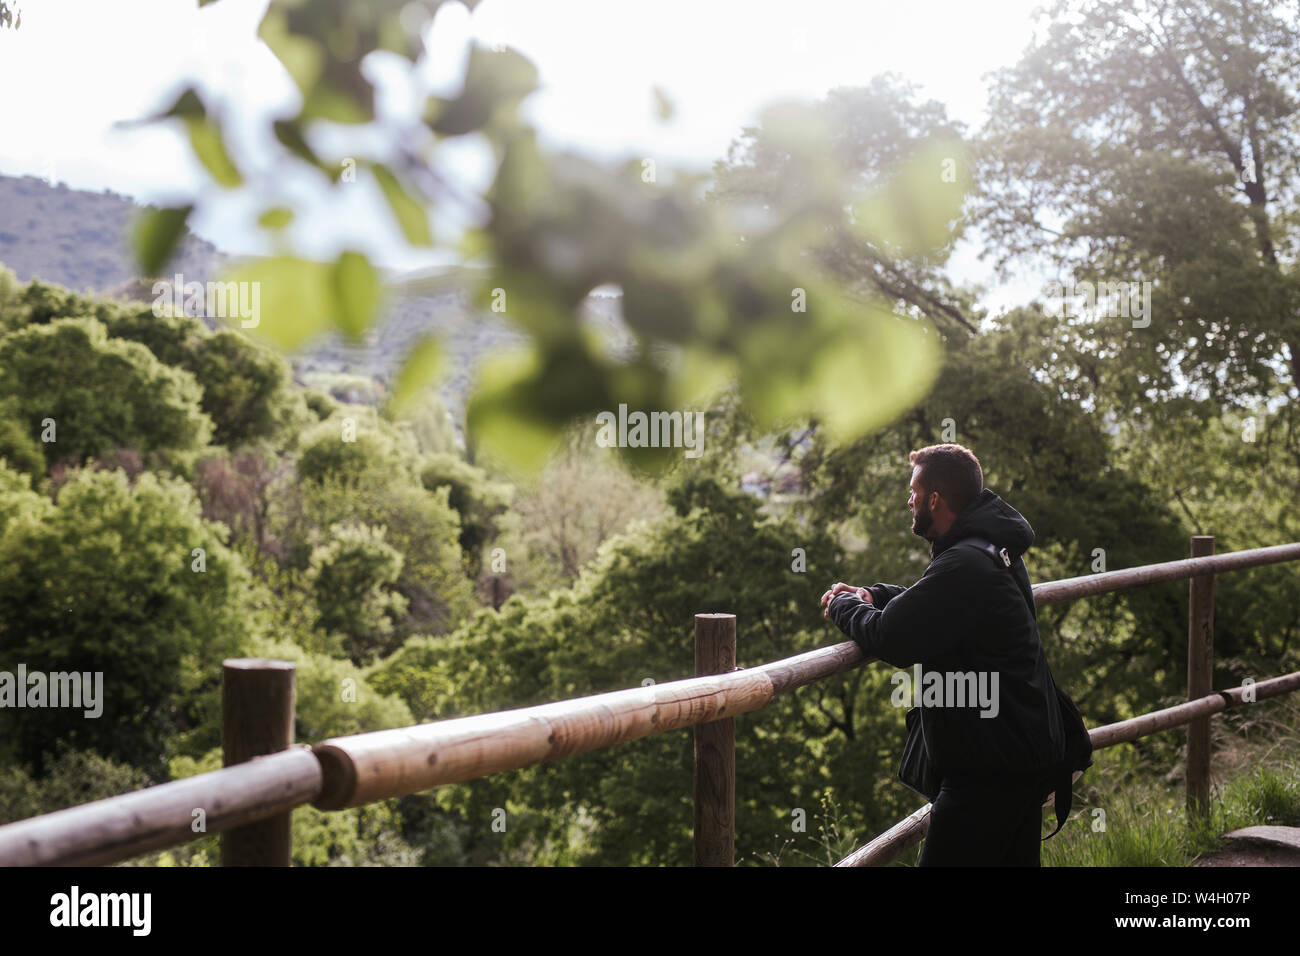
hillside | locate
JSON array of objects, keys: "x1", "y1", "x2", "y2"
[
  {"x1": 0, "y1": 174, "x2": 225, "y2": 292},
  {"x1": 0, "y1": 173, "x2": 630, "y2": 421}
]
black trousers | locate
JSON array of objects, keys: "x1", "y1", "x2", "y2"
[{"x1": 919, "y1": 772, "x2": 1044, "y2": 867}]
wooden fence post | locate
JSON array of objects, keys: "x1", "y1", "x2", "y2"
[
  {"x1": 1186, "y1": 536, "x2": 1215, "y2": 820},
  {"x1": 221, "y1": 658, "x2": 297, "y2": 866},
  {"x1": 694, "y1": 613, "x2": 736, "y2": 867}
]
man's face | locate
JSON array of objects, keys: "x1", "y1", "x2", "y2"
[{"x1": 909, "y1": 467, "x2": 934, "y2": 538}]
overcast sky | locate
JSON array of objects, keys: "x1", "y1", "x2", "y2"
[{"x1": 0, "y1": 0, "x2": 1051, "y2": 308}]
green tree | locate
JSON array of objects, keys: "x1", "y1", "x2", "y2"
[
  {"x1": 372, "y1": 473, "x2": 913, "y2": 865},
  {"x1": 303, "y1": 388, "x2": 339, "y2": 422},
  {"x1": 0, "y1": 265, "x2": 22, "y2": 327},
  {"x1": 384, "y1": 390, "x2": 458, "y2": 457},
  {"x1": 0, "y1": 317, "x2": 212, "y2": 473},
  {"x1": 490, "y1": 433, "x2": 670, "y2": 595},
  {"x1": 418, "y1": 452, "x2": 512, "y2": 574},
  {"x1": 295, "y1": 415, "x2": 419, "y2": 487},
  {"x1": 307, "y1": 523, "x2": 409, "y2": 665},
  {"x1": 0, "y1": 395, "x2": 46, "y2": 485},
  {"x1": 0, "y1": 459, "x2": 45, "y2": 538},
  {"x1": 274, "y1": 442, "x2": 474, "y2": 639},
  {"x1": 0, "y1": 466, "x2": 258, "y2": 776},
  {"x1": 977, "y1": 0, "x2": 1300, "y2": 412},
  {"x1": 0, "y1": 278, "x2": 307, "y2": 450},
  {"x1": 708, "y1": 73, "x2": 976, "y2": 337},
  {"x1": 0, "y1": 746, "x2": 149, "y2": 826},
  {"x1": 172, "y1": 328, "x2": 301, "y2": 448}
]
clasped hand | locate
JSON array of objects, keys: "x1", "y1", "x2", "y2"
[{"x1": 820, "y1": 582, "x2": 872, "y2": 619}]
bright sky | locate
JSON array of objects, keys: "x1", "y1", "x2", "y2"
[{"x1": 0, "y1": 0, "x2": 1050, "y2": 307}]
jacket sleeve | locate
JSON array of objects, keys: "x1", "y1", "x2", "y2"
[
  {"x1": 828, "y1": 552, "x2": 968, "y2": 667},
  {"x1": 866, "y1": 583, "x2": 908, "y2": 608}
]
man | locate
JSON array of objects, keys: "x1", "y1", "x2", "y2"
[{"x1": 820, "y1": 443, "x2": 1064, "y2": 866}]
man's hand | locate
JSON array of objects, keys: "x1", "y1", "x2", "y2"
[{"x1": 821, "y1": 582, "x2": 871, "y2": 618}]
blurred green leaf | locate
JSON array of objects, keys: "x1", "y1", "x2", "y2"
[
  {"x1": 273, "y1": 119, "x2": 322, "y2": 167},
  {"x1": 466, "y1": 349, "x2": 564, "y2": 473},
  {"x1": 850, "y1": 138, "x2": 969, "y2": 253},
  {"x1": 258, "y1": 206, "x2": 295, "y2": 230},
  {"x1": 389, "y1": 336, "x2": 444, "y2": 416},
  {"x1": 331, "y1": 251, "x2": 382, "y2": 343},
  {"x1": 375, "y1": 3, "x2": 441, "y2": 60},
  {"x1": 427, "y1": 44, "x2": 539, "y2": 136},
  {"x1": 134, "y1": 205, "x2": 194, "y2": 277},
  {"x1": 488, "y1": 129, "x2": 549, "y2": 225},
  {"x1": 258, "y1": 7, "x2": 323, "y2": 96},
  {"x1": 457, "y1": 227, "x2": 492, "y2": 262},
  {"x1": 158, "y1": 87, "x2": 206, "y2": 120},
  {"x1": 302, "y1": 81, "x2": 373, "y2": 124},
  {"x1": 373, "y1": 164, "x2": 433, "y2": 245},
  {"x1": 152, "y1": 3, "x2": 958, "y2": 471},
  {"x1": 186, "y1": 117, "x2": 243, "y2": 187},
  {"x1": 670, "y1": 346, "x2": 739, "y2": 408},
  {"x1": 750, "y1": 99, "x2": 843, "y2": 208},
  {"x1": 223, "y1": 256, "x2": 334, "y2": 351},
  {"x1": 376, "y1": 11, "x2": 411, "y2": 58},
  {"x1": 653, "y1": 86, "x2": 675, "y2": 122},
  {"x1": 807, "y1": 312, "x2": 942, "y2": 441}
]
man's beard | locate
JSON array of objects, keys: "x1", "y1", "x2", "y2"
[{"x1": 912, "y1": 498, "x2": 933, "y2": 538}]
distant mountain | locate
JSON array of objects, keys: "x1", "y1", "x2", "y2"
[
  {"x1": 0, "y1": 174, "x2": 631, "y2": 422},
  {"x1": 0, "y1": 174, "x2": 225, "y2": 293}
]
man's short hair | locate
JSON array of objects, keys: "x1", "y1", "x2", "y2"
[{"x1": 909, "y1": 443, "x2": 983, "y2": 515}]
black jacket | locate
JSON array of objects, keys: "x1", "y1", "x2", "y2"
[{"x1": 828, "y1": 489, "x2": 1065, "y2": 777}]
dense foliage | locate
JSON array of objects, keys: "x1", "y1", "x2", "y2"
[{"x1": 1, "y1": 0, "x2": 1298, "y2": 866}]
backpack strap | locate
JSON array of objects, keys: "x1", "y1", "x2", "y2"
[
  {"x1": 1044, "y1": 769, "x2": 1073, "y2": 840},
  {"x1": 953, "y1": 536, "x2": 1013, "y2": 569},
  {"x1": 957, "y1": 536, "x2": 1037, "y2": 618}
]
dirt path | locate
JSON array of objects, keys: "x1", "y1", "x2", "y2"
[{"x1": 1192, "y1": 826, "x2": 1300, "y2": 866}]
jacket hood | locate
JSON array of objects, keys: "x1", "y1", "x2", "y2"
[{"x1": 931, "y1": 488, "x2": 1035, "y2": 560}]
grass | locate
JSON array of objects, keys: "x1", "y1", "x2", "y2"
[
  {"x1": 751, "y1": 787, "x2": 862, "y2": 866},
  {"x1": 1041, "y1": 761, "x2": 1300, "y2": 866},
  {"x1": 817, "y1": 693, "x2": 1300, "y2": 867}
]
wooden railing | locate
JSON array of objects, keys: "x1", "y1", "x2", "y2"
[{"x1": 1, "y1": 536, "x2": 1298, "y2": 867}]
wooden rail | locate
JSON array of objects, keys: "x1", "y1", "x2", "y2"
[
  {"x1": 1030, "y1": 541, "x2": 1300, "y2": 605},
  {"x1": 222, "y1": 659, "x2": 297, "y2": 866},
  {"x1": 311, "y1": 641, "x2": 862, "y2": 810},
  {"x1": 1, "y1": 538, "x2": 1297, "y2": 867},
  {"x1": 835, "y1": 671, "x2": 1300, "y2": 867},
  {"x1": 0, "y1": 748, "x2": 321, "y2": 867},
  {"x1": 694, "y1": 613, "x2": 737, "y2": 867}
]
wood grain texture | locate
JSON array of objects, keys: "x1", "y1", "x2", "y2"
[
  {"x1": 1186, "y1": 536, "x2": 1215, "y2": 820},
  {"x1": 1032, "y1": 542, "x2": 1300, "y2": 606},
  {"x1": 312, "y1": 666, "x2": 780, "y2": 809},
  {"x1": 694, "y1": 614, "x2": 735, "y2": 867},
  {"x1": 0, "y1": 747, "x2": 321, "y2": 867},
  {"x1": 221, "y1": 658, "x2": 297, "y2": 866}
]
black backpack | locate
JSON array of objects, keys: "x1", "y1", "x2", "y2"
[{"x1": 953, "y1": 537, "x2": 1094, "y2": 840}]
